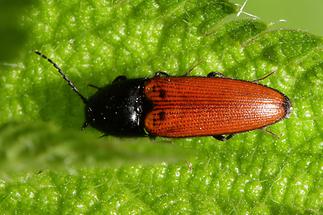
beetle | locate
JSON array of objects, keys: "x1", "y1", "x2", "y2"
[{"x1": 35, "y1": 51, "x2": 291, "y2": 141}]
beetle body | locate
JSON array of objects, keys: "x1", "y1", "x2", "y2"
[
  {"x1": 35, "y1": 51, "x2": 291, "y2": 140},
  {"x1": 85, "y1": 76, "x2": 291, "y2": 138}
]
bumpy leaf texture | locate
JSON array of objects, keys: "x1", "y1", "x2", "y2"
[{"x1": 0, "y1": 0, "x2": 322, "y2": 213}]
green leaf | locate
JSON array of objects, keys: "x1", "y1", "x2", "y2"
[
  {"x1": 0, "y1": 0, "x2": 322, "y2": 213},
  {"x1": 0, "y1": 0, "x2": 33, "y2": 61},
  {"x1": 0, "y1": 121, "x2": 193, "y2": 178}
]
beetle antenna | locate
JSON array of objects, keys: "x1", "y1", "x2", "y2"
[{"x1": 34, "y1": 51, "x2": 88, "y2": 104}]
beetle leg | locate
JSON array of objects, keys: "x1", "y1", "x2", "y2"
[
  {"x1": 81, "y1": 121, "x2": 88, "y2": 130},
  {"x1": 88, "y1": 84, "x2": 101, "y2": 90},
  {"x1": 252, "y1": 71, "x2": 276, "y2": 83},
  {"x1": 147, "y1": 132, "x2": 157, "y2": 141},
  {"x1": 154, "y1": 71, "x2": 170, "y2": 77},
  {"x1": 262, "y1": 128, "x2": 279, "y2": 139},
  {"x1": 99, "y1": 134, "x2": 108, "y2": 138},
  {"x1": 182, "y1": 59, "x2": 203, "y2": 76},
  {"x1": 213, "y1": 134, "x2": 233, "y2": 141},
  {"x1": 207, "y1": 72, "x2": 225, "y2": 78},
  {"x1": 112, "y1": 75, "x2": 127, "y2": 83}
]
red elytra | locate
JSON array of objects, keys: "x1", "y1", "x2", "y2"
[{"x1": 144, "y1": 77, "x2": 291, "y2": 138}]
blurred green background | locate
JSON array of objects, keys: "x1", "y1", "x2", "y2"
[
  {"x1": 0, "y1": 0, "x2": 33, "y2": 61},
  {"x1": 0, "y1": 0, "x2": 322, "y2": 62},
  {"x1": 232, "y1": 0, "x2": 323, "y2": 36}
]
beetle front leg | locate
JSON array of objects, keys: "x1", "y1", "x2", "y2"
[
  {"x1": 88, "y1": 84, "x2": 101, "y2": 90},
  {"x1": 81, "y1": 121, "x2": 88, "y2": 130}
]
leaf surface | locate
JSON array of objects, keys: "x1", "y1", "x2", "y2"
[{"x1": 0, "y1": 0, "x2": 322, "y2": 213}]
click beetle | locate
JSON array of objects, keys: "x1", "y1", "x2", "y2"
[{"x1": 35, "y1": 51, "x2": 291, "y2": 141}]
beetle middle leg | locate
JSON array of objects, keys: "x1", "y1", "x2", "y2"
[{"x1": 213, "y1": 134, "x2": 233, "y2": 141}]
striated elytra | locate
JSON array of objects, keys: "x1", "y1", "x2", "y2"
[{"x1": 35, "y1": 51, "x2": 291, "y2": 141}]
